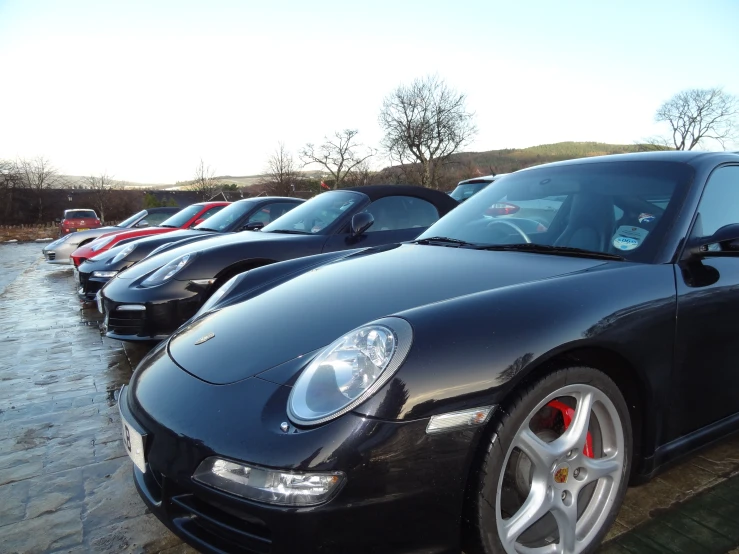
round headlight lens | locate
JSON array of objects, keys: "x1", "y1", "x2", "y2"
[
  {"x1": 141, "y1": 252, "x2": 196, "y2": 287},
  {"x1": 112, "y1": 243, "x2": 136, "y2": 264},
  {"x1": 288, "y1": 318, "x2": 413, "y2": 426}
]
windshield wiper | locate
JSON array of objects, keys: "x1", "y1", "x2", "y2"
[
  {"x1": 474, "y1": 243, "x2": 625, "y2": 261},
  {"x1": 413, "y1": 236, "x2": 478, "y2": 247},
  {"x1": 265, "y1": 229, "x2": 313, "y2": 235},
  {"x1": 196, "y1": 227, "x2": 217, "y2": 232},
  {"x1": 159, "y1": 224, "x2": 178, "y2": 228}
]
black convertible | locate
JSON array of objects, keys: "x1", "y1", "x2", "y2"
[
  {"x1": 100, "y1": 185, "x2": 458, "y2": 340},
  {"x1": 119, "y1": 151, "x2": 739, "y2": 553},
  {"x1": 76, "y1": 196, "x2": 303, "y2": 302}
]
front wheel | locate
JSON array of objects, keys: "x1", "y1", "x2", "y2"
[{"x1": 466, "y1": 367, "x2": 631, "y2": 554}]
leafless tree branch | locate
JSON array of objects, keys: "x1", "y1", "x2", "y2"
[
  {"x1": 299, "y1": 129, "x2": 376, "y2": 189},
  {"x1": 379, "y1": 74, "x2": 476, "y2": 189},
  {"x1": 655, "y1": 87, "x2": 738, "y2": 150},
  {"x1": 264, "y1": 142, "x2": 298, "y2": 197}
]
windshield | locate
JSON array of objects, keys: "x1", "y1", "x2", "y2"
[
  {"x1": 418, "y1": 161, "x2": 694, "y2": 263},
  {"x1": 159, "y1": 205, "x2": 202, "y2": 228},
  {"x1": 262, "y1": 191, "x2": 363, "y2": 234},
  {"x1": 450, "y1": 181, "x2": 492, "y2": 202},
  {"x1": 195, "y1": 200, "x2": 256, "y2": 231},
  {"x1": 118, "y1": 210, "x2": 147, "y2": 228},
  {"x1": 65, "y1": 210, "x2": 97, "y2": 219}
]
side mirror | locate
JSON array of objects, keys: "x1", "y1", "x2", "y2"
[
  {"x1": 350, "y1": 212, "x2": 374, "y2": 237},
  {"x1": 684, "y1": 223, "x2": 739, "y2": 259},
  {"x1": 136, "y1": 220, "x2": 149, "y2": 228},
  {"x1": 242, "y1": 221, "x2": 264, "y2": 231}
]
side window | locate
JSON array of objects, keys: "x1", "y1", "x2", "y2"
[
  {"x1": 362, "y1": 196, "x2": 440, "y2": 233},
  {"x1": 691, "y1": 166, "x2": 739, "y2": 240},
  {"x1": 249, "y1": 202, "x2": 299, "y2": 224},
  {"x1": 144, "y1": 212, "x2": 171, "y2": 226}
]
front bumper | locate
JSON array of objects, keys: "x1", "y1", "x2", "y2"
[
  {"x1": 121, "y1": 352, "x2": 480, "y2": 554},
  {"x1": 100, "y1": 278, "x2": 207, "y2": 341},
  {"x1": 76, "y1": 269, "x2": 111, "y2": 301}
]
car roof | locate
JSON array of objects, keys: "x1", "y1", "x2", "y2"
[
  {"x1": 339, "y1": 185, "x2": 460, "y2": 212},
  {"x1": 457, "y1": 174, "x2": 509, "y2": 186},
  {"x1": 516, "y1": 150, "x2": 739, "y2": 172},
  {"x1": 231, "y1": 196, "x2": 305, "y2": 204}
]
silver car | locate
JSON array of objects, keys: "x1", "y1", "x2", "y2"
[{"x1": 42, "y1": 207, "x2": 179, "y2": 264}]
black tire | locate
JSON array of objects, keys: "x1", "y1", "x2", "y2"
[{"x1": 465, "y1": 367, "x2": 632, "y2": 554}]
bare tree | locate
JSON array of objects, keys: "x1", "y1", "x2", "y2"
[
  {"x1": 264, "y1": 142, "x2": 298, "y2": 197},
  {"x1": 342, "y1": 159, "x2": 376, "y2": 187},
  {"x1": 299, "y1": 129, "x2": 375, "y2": 189},
  {"x1": 16, "y1": 156, "x2": 63, "y2": 221},
  {"x1": 0, "y1": 160, "x2": 24, "y2": 221},
  {"x1": 379, "y1": 75, "x2": 477, "y2": 189},
  {"x1": 86, "y1": 172, "x2": 117, "y2": 223},
  {"x1": 655, "y1": 87, "x2": 738, "y2": 150},
  {"x1": 189, "y1": 159, "x2": 222, "y2": 200}
]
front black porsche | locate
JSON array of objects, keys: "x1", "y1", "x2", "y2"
[{"x1": 121, "y1": 153, "x2": 731, "y2": 554}]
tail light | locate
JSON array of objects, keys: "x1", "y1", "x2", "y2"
[{"x1": 485, "y1": 202, "x2": 519, "y2": 216}]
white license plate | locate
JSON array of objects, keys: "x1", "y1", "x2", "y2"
[
  {"x1": 96, "y1": 291, "x2": 103, "y2": 314},
  {"x1": 77, "y1": 228, "x2": 89, "y2": 231},
  {"x1": 120, "y1": 406, "x2": 146, "y2": 473}
]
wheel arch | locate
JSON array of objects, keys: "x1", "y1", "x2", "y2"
[
  {"x1": 512, "y1": 345, "x2": 652, "y2": 480},
  {"x1": 213, "y1": 258, "x2": 276, "y2": 287}
]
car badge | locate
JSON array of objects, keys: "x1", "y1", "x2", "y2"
[
  {"x1": 554, "y1": 466, "x2": 569, "y2": 484},
  {"x1": 194, "y1": 332, "x2": 215, "y2": 345}
]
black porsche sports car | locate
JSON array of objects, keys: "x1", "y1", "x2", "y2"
[
  {"x1": 99, "y1": 185, "x2": 458, "y2": 341},
  {"x1": 75, "y1": 196, "x2": 303, "y2": 302},
  {"x1": 120, "y1": 151, "x2": 739, "y2": 554}
]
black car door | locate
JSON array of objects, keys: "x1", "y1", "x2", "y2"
[
  {"x1": 321, "y1": 196, "x2": 442, "y2": 253},
  {"x1": 671, "y1": 164, "x2": 739, "y2": 440}
]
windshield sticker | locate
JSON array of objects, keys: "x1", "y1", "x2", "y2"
[
  {"x1": 638, "y1": 213, "x2": 656, "y2": 224},
  {"x1": 612, "y1": 226, "x2": 649, "y2": 251}
]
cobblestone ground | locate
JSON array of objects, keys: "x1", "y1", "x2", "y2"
[
  {"x1": 0, "y1": 243, "x2": 738, "y2": 554},
  {"x1": 0, "y1": 244, "x2": 195, "y2": 554}
]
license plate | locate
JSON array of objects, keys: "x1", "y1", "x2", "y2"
[
  {"x1": 96, "y1": 291, "x2": 103, "y2": 314},
  {"x1": 120, "y1": 402, "x2": 146, "y2": 473},
  {"x1": 78, "y1": 228, "x2": 89, "y2": 231}
]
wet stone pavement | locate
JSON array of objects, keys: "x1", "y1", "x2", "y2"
[{"x1": 0, "y1": 242, "x2": 738, "y2": 554}]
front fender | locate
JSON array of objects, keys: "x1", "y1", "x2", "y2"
[{"x1": 356, "y1": 263, "x2": 676, "y2": 422}]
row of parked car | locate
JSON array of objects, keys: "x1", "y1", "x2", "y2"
[{"x1": 41, "y1": 151, "x2": 739, "y2": 554}]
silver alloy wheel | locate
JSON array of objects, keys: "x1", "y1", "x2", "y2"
[{"x1": 495, "y1": 384, "x2": 625, "y2": 554}]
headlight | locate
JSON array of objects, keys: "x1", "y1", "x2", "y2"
[
  {"x1": 90, "y1": 236, "x2": 115, "y2": 252},
  {"x1": 141, "y1": 252, "x2": 196, "y2": 286},
  {"x1": 288, "y1": 317, "x2": 413, "y2": 426},
  {"x1": 111, "y1": 243, "x2": 136, "y2": 264},
  {"x1": 194, "y1": 274, "x2": 241, "y2": 317},
  {"x1": 193, "y1": 457, "x2": 345, "y2": 506},
  {"x1": 92, "y1": 270, "x2": 118, "y2": 278}
]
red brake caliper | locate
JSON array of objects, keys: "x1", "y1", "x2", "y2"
[{"x1": 547, "y1": 400, "x2": 594, "y2": 458}]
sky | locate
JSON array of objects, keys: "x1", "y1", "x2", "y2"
[{"x1": 0, "y1": 0, "x2": 737, "y2": 183}]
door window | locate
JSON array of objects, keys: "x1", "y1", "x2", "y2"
[
  {"x1": 691, "y1": 166, "x2": 739, "y2": 243},
  {"x1": 362, "y1": 196, "x2": 440, "y2": 233}
]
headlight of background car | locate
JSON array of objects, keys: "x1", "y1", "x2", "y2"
[
  {"x1": 112, "y1": 243, "x2": 136, "y2": 264},
  {"x1": 90, "y1": 235, "x2": 115, "y2": 252},
  {"x1": 194, "y1": 273, "x2": 242, "y2": 317},
  {"x1": 141, "y1": 252, "x2": 197, "y2": 287},
  {"x1": 46, "y1": 235, "x2": 71, "y2": 248},
  {"x1": 288, "y1": 317, "x2": 413, "y2": 426}
]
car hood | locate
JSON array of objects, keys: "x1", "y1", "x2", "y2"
[
  {"x1": 117, "y1": 230, "x2": 312, "y2": 279},
  {"x1": 168, "y1": 243, "x2": 607, "y2": 385},
  {"x1": 89, "y1": 229, "x2": 218, "y2": 269}
]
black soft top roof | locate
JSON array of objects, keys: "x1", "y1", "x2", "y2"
[{"x1": 341, "y1": 185, "x2": 459, "y2": 215}]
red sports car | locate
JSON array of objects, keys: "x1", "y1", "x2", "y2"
[
  {"x1": 57, "y1": 209, "x2": 102, "y2": 235},
  {"x1": 70, "y1": 201, "x2": 229, "y2": 266}
]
